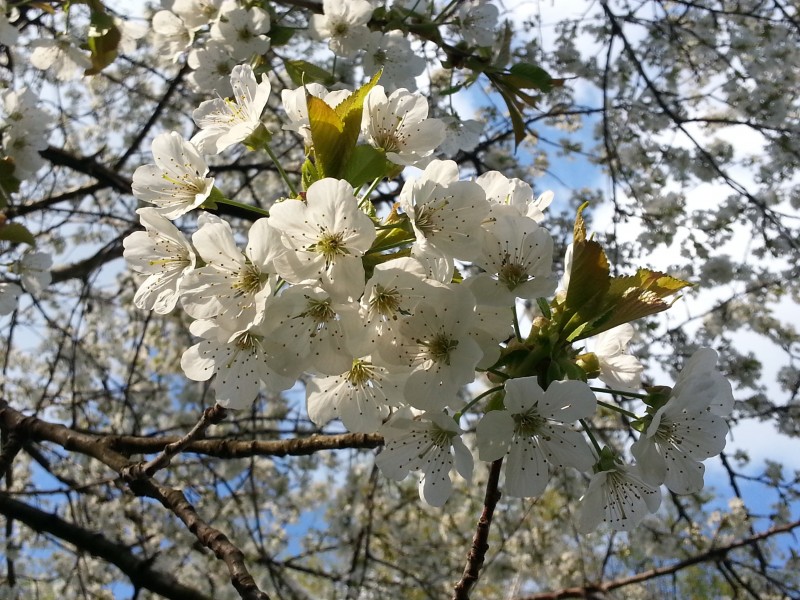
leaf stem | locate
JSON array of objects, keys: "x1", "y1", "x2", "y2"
[{"x1": 264, "y1": 143, "x2": 298, "y2": 197}]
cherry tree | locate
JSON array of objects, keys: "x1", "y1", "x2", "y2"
[{"x1": 1, "y1": 1, "x2": 798, "y2": 599}]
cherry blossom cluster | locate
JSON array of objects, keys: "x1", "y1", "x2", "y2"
[
  {"x1": 123, "y1": 64, "x2": 735, "y2": 533},
  {"x1": 0, "y1": 86, "x2": 54, "y2": 316}
]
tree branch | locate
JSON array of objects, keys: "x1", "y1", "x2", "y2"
[
  {"x1": 516, "y1": 518, "x2": 800, "y2": 599},
  {"x1": 452, "y1": 458, "x2": 503, "y2": 600},
  {"x1": 0, "y1": 492, "x2": 211, "y2": 600}
]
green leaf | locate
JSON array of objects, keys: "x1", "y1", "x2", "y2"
[
  {"x1": 564, "y1": 205, "x2": 610, "y2": 316},
  {"x1": 0, "y1": 223, "x2": 36, "y2": 246},
  {"x1": 494, "y1": 22, "x2": 514, "y2": 69},
  {"x1": 269, "y1": 25, "x2": 296, "y2": 47},
  {"x1": 284, "y1": 60, "x2": 335, "y2": 87},
  {"x1": 333, "y1": 70, "x2": 382, "y2": 171},
  {"x1": 495, "y1": 85, "x2": 527, "y2": 148},
  {"x1": 84, "y1": 8, "x2": 121, "y2": 75},
  {"x1": 342, "y1": 145, "x2": 389, "y2": 189},
  {"x1": 536, "y1": 297, "x2": 551, "y2": 320},
  {"x1": 508, "y1": 62, "x2": 554, "y2": 92},
  {"x1": 307, "y1": 94, "x2": 344, "y2": 179},
  {"x1": 301, "y1": 158, "x2": 320, "y2": 191}
]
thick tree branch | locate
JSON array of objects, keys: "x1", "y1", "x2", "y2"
[{"x1": 0, "y1": 492, "x2": 210, "y2": 600}]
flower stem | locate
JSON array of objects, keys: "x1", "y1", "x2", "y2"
[
  {"x1": 358, "y1": 177, "x2": 383, "y2": 208},
  {"x1": 595, "y1": 399, "x2": 638, "y2": 419},
  {"x1": 264, "y1": 144, "x2": 298, "y2": 198},
  {"x1": 455, "y1": 385, "x2": 505, "y2": 419},
  {"x1": 215, "y1": 197, "x2": 270, "y2": 218},
  {"x1": 589, "y1": 386, "x2": 648, "y2": 400},
  {"x1": 512, "y1": 306, "x2": 522, "y2": 342},
  {"x1": 580, "y1": 419, "x2": 603, "y2": 457}
]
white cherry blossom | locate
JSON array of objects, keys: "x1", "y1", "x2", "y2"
[
  {"x1": 180, "y1": 215, "x2": 284, "y2": 327},
  {"x1": 191, "y1": 64, "x2": 271, "y2": 154},
  {"x1": 132, "y1": 132, "x2": 214, "y2": 220},
  {"x1": 306, "y1": 357, "x2": 407, "y2": 433},
  {"x1": 210, "y1": 1, "x2": 270, "y2": 60},
  {"x1": 181, "y1": 317, "x2": 294, "y2": 409},
  {"x1": 477, "y1": 378, "x2": 596, "y2": 497},
  {"x1": 309, "y1": 0, "x2": 374, "y2": 57},
  {"x1": 577, "y1": 460, "x2": 661, "y2": 533},
  {"x1": 631, "y1": 348, "x2": 733, "y2": 494},
  {"x1": 186, "y1": 42, "x2": 238, "y2": 96},
  {"x1": 588, "y1": 324, "x2": 644, "y2": 393},
  {"x1": 29, "y1": 37, "x2": 91, "y2": 80},
  {"x1": 269, "y1": 178, "x2": 376, "y2": 299},
  {"x1": 362, "y1": 31, "x2": 426, "y2": 92},
  {"x1": 398, "y1": 160, "x2": 490, "y2": 262},
  {"x1": 376, "y1": 409, "x2": 473, "y2": 507},
  {"x1": 260, "y1": 284, "x2": 365, "y2": 378},
  {"x1": 379, "y1": 287, "x2": 483, "y2": 411},
  {"x1": 469, "y1": 210, "x2": 557, "y2": 307},
  {"x1": 362, "y1": 86, "x2": 446, "y2": 166},
  {"x1": 123, "y1": 208, "x2": 196, "y2": 314},
  {"x1": 17, "y1": 251, "x2": 51, "y2": 295}
]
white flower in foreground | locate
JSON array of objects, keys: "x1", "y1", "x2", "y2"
[
  {"x1": 191, "y1": 64, "x2": 271, "y2": 154},
  {"x1": 589, "y1": 324, "x2": 643, "y2": 393},
  {"x1": 469, "y1": 211, "x2": 557, "y2": 307},
  {"x1": 180, "y1": 215, "x2": 284, "y2": 326},
  {"x1": 17, "y1": 251, "x2": 52, "y2": 295},
  {"x1": 0, "y1": 283, "x2": 22, "y2": 315},
  {"x1": 360, "y1": 257, "x2": 433, "y2": 335},
  {"x1": 578, "y1": 457, "x2": 661, "y2": 533},
  {"x1": 309, "y1": 0, "x2": 373, "y2": 57},
  {"x1": 399, "y1": 160, "x2": 490, "y2": 262},
  {"x1": 132, "y1": 132, "x2": 214, "y2": 220},
  {"x1": 376, "y1": 409, "x2": 473, "y2": 507},
  {"x1": 269, "y1": 178, "x2": 376, "y2": 299},
  {"x1": 631, "y1": 348, "x2": 733, "y2": 494},
  {"x1": 363, "y1": 86, "x2": 446, "y2": 166},
  {"x1": 261, "y1": 284, "x2": 365, "y2": 378},
  {"x1": 306, "y1": 357, "x2": 407, "y2": 433},
  {"x1": 380, "y1": 287, "x2": 482, "y2": 411},
  {"x1": 181, "y1": 318, "x2": 294, "y2": 409},
  {"x1": 123, "y1": 208, "x2": 196, "y2": 314},
  {"x1": 477, "y1": 379, "x2": 596, "y2": 497}
]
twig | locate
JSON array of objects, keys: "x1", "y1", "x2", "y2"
[
  {"x1": 452, "y1": 458, "x2": 504, "y2": 600},
  {"x1": 516, "y1": 517, "x2": 800, "y2": 599},
  {"x1": 122, "y1": 404, "x2": 228, "y2": 480}
]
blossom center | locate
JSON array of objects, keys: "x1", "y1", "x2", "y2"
[
  {"x1": 498, "y1": 259, "x2": 528, "y2": 290},
  {"x1": 513, "y1": 411, "x2": 545, "y2": 437},
  {"x1": 369, "y1": 284, "x2": 402, "y2": 318},
  {"x1": 233, "y1": 262, "x2": 267, "y2": 297},
  {"x1": 303, "y1": 297, "x2": 336, "y2": 324},
  {"x1": 346, "y1": 359, "x2": 375, "y2": 387},
  {"x1": 313, "y1": 231, "x2": 349, "y2": 265},
  {"x1": 414, "y1": 203, "x2": 445, "y2": 237},
  {"x1": 421, "y1": 333, "x2": 458, "y2": 365}
]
